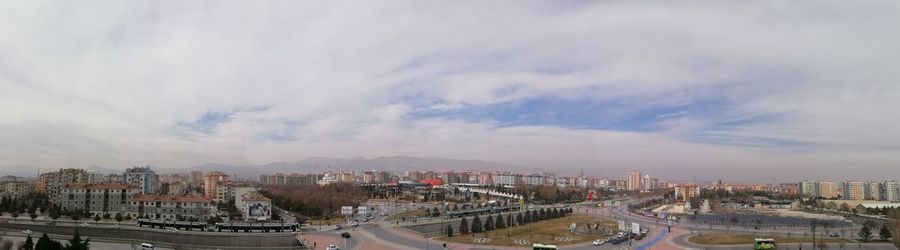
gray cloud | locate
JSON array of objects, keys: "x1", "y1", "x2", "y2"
[{"x1": 1, "y1": 1, "x2": 899, "y2": 181}]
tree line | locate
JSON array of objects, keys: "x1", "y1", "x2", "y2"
[
  {"x1": 448, "y1": 207, "x2": 573, "y2": 237},
  {"x1": 260, "y1": 183, "x2": 367, "y2": 221}
]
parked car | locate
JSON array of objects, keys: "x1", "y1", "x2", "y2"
[
  {"x1": 592, "y1": 239, "x2": 605, "y2": 246},
  {"x1": 22, "y1": 229, "x2": 32, "y2": 235},
  {"x1": 341, "y1": 232, "x2": 351, "y2": 238},
  {"x1": 326, "y1": 245, "x2": 339, "y2": 250},
  {"x1": 634, "y1": 234, "x2": 644, "y2": 240},
  {"x1": 334, "y1": 225, "x2": 342, "y2": 230},
  {"x1": 830, "y1": 232, "x2": 840, "y2": 237}
]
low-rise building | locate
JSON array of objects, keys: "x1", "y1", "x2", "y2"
[
  {"x1": 0, "y1": 181, "x2": 34, "y2": 199},
  {"x1": 128, "y1": 195, "x2": 216, "y2": 221},
  {"x1": 58, "y1": 183, "x2": 139, "y2": 217},
  {"x1": 240, "y1": 193, "x2": 271, "y2": 221}
]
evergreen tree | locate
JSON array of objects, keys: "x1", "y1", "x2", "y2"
[
  {"x1": 64, "y1": 230, "x2": 90, "y2": 250},
  {"x1": 495, "y1": 213, "x2": 506, "y2": 229},
  {"x1": 471, "y1": 215, "x2": 483, "y2": 233},
  {"x1": 880, "y1": 223, "x2": 892, "y2": 241},
  {"x1": 446, "y1": 224, "x2": 454, "y2": 237},
  {"x1": 516, "y1": 213, "x2": 523, "y2": 226},
  {"x1": 23, "y1": 234, "x2": 34, "y2": 250},
  {"x1": 34, "y1": 233, "x2": 61, "y2": 250},
  {"x1": 484, "y1": 215, "x2": 494, "y2": 231},
  {"x1": 459, "y1": 217, "x2": 469, "y2": 235},
  {"x1": 115, "y1": 213, "x2": 123, "y2": 224},
  {"x1": 859, "y1": 224, "x2": 873, "y2": 242}
]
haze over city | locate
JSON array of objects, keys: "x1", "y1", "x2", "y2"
[{"x1": 2, "y1": 1, "x2": 900, "y2": 181}]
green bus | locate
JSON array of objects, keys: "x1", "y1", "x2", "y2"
[
  {"x1": 754, "y1": 238, "x2": 776, "y2": 250},
  {"x1": 532, "y1": 243, "x2": 558, "y2": 250}
]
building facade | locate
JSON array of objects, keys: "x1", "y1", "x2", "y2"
[
  {"x1": 128, "y1": 195, "x2": 216, "y2": 221},
  {"x1": 38, "y1": 168, "x2": 90, "y2": 203},
  {"x1": 58, "y1": 183, "x2": 139, "y2": 216},
  {"x1": 123, "y1": 166, "x2": 158, "y2": 195}
]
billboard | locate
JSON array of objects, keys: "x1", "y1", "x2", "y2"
[
  {"x1": 358, "y1": 206, "x2": 368, "y2": 215},
  {"x1": 341, "y1": 206, "x2": 354, "y2": 215},
  {"x1": 246, "y1": 201, "x2": 272, "y2": 218},
  {"x1": 617, "y1": 220, "x2": 627, "y2": 231},
  {"x1": 631, "y1": 222, "x2": 641, "y2": 234}
]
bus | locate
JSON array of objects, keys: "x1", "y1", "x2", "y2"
[
  {"x1": 754, "y1": 238, "x2": 776, "y2": 250},
  {"x1": 532, "y1": 243, "x2": 558, "y2": 250}
]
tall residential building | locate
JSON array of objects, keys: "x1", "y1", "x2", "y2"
[
  {"x1": 819, "y1": 181, "x2": 841, "y2": 199},
  {"x1": 190, "y1": 171, "x2": 205, "y2": 186},
  {"x1": 868, "y1": 182, "x2": 884, "y2": 201},
  {"x1": 844, "y1": 181, "x2": 867, "y2": 201},
  {"x1": 38, "y1": 168, "x2": 90, "y2": 203},
  {"x1": 799, "y1": 181, "x2": 819, "y2": 197},
  {"x1": 626, "y1": 170, "x2": 642, "y2": 191},
  {"x1": 674, "y1": 184, "x2": 700, "y2": 203},
  {"x1": 122, "y1": 166, "x2": 158, "y2": 195},
  {"x1": 493, "y1": 172, "x2": 523, "y2": 187},
  {"x1": 885, "y1": 181, "x2": 900, "y2": 202},
  {"x1": 203, "y1": 171, "x2": 229, "y2": 201}
]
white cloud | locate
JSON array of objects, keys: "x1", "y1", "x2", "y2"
[{"x1": 1, "y1": 1, "x2": 899, "y2": 180}]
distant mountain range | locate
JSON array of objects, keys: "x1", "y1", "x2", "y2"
[{"x1": 155, "y1": 156, "x2": 532, "y2": 179}]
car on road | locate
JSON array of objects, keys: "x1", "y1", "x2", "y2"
[
  {"x1": 829, "y1": 232, "x2": 840, "y2": 237},
  {"x1": 341, "y1": 232, "x2": 351, "y2": 238},
  {"x1": 634, "y1": 234, "x2": 644, "y2": 240},
  {"x1": 140, "y1": 243, "x2": 154, "y2": 249},
  {"x1": 362, "y1": 218, "x2": 369, "y2": 222},
  {"x1": 326, "y1": 244, "x2": 339, "y2": 250},
  {"x1": 616, "y1": 232, "x2": 625, "y2": 238},
  {"x1": 381, "y1": 213, "x2": 388, "y2": 217},
  {"x1": 349, "y1": 220, "x2": 359, "y2": 227},
  {"x1": 609, "y1": 238, "x2": 622, "y2": 245},
  {"x1": 592, "y1": 239, "x2": 605, "y2": 246},
  {"x1": 334, "y1": 225, "x2": 342, "y2": 230},
  {"x1": 22, "y1": 229, "x2": 32, "y2": 234}
]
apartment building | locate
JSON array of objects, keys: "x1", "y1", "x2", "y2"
[
  {"x1": 38, "y1": 168, "x2": 90, "y2": 203},
  {"x1": 128, "y1": 194, "x2": 216, "y2": 221},
  {"x1": 626, "y1": 170, "x2": 642, "y2": 191},
  {"x1": 204, "y1": 171, "x2": 229, "y2": 201},
  {"x1": 123, "y1": 166, "x2": 158, "y2": 195},
  {"x1": 58, "y1": 183, "x2": 139, "y2": 216},
  {"x1": 0, "y1": 180, "x2": 34, "y2": 200}
]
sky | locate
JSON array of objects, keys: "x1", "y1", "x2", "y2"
[{"x1": 1, "y1": 1, "x2": 899, "y2": 181}]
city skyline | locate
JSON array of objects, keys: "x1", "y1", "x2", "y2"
[{"x1": 3, "y1": 1, "x2": 900, "y2": 181}]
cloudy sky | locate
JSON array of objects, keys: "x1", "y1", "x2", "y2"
[{"x1": 2, "y1": 1, "x2": 899, "y2": 181}]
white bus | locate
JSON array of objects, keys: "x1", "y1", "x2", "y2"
[{"x1": 532, "y1": 243, "x2": 558, "y2": 250}]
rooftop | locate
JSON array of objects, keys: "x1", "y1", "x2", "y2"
[{"x1": 132, "y1": 194, "x2": 213, "y2": 203}]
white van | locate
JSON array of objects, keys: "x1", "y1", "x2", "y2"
[{"x1": 140, "y1": 243, "x2": 154, "y2": 249}]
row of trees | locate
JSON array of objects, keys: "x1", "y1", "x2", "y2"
[
  {"x1": 449, "y1": 207, "x2": 573, "y2": 237},
  {"x1": 261, "y1": 183, "x2": 367, "y2": 219},
  {"x1": 20, "y1": 231, "x2": 90, "y2": 250}
]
